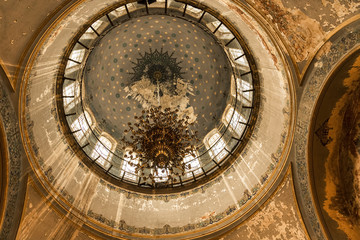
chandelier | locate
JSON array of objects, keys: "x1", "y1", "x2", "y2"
[{"x1": 122, "y1": 106, "x2": 199, "y2": 185}]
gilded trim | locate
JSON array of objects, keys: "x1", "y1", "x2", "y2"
[
  {"x1": 0, "y1": 117, "x2": 9, "y2": 232},
  {"x1": 0, "y1": 58, "x2": 12, "y2": 91},
  {"x1": 307, "y1": 46, "x2": 360, "y2": 240}
]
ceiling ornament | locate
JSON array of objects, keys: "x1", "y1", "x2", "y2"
[
  {"x1": 122, "y1": 106, "x2": 199, "y2": 186},
  {"x1": 125, "y1": 48, "x2": 197, "y2": 122},
  {"x1": 130, "y1": 48, "x2": 183, "y2": 87}
]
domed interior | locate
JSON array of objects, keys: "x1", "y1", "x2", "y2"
[
  {"x1": 14, "y1": 0, "x2": 305, "y2": 239},
  {"x1": 84, "y1": 15, "x2": 232, "y2": 141},
  {"x1": 60, "y1": 6, "x2": 258, "y2": 190}
]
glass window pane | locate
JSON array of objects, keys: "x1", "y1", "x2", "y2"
[
  {"x1": 109, "y1": 6, "x2": 127, "y2": 18},
  {"x1": 154, "y1": 168, "x2": 168, "y2": 182},
  {"x1": 69, "y1": 49, "x2": 86, "y2": 63},
  {"x1": 99, "y1": 136, "x2": 112, "y2": 149},
  {"x1": 214, "y1": 24, "x2": 234, "y2": 41},
  {"x1": 224, "y1": 106, "x2": 246, "y2": 136},
  {"x1": 63, "y1": 82, "x2": 75, "y2": 97},
  {"x1": 70, "y1": 112, "x2": 92, "y2": 143},
  {"x1": 65, "y1": 60, "x2": 81, "y2": 72},
  {"x1": 63, "y1": 97, "x2": 75, "y2": 110},
  {"x1": 186, "y1": 5, "x2": 202, "y2": 18},
  {"x1": 206, "y1": 131, "x2": 227, "y2": 162},
  {"x1": 91, "y1": 136, "x2": 113, "y2": 165},
  {"x1": 87, "y1": 20, "x2": 102, "y2": 33},
  {"x1": 122, "y1": 151, "x2": 138, "y2": 181},
  {"x1": 184, "y1": 152, "x2": 202, "y2": 177},
  {"x1": 229, "y1": 47, "x2": 248, "y2": 66}
]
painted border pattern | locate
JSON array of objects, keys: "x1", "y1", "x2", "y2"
[
  {"x1": 0, "y1": 82, "x2": 23, "y2": 240},
  {"x1": 294, "y1": 21, "x2": 360, "y2": 240}
]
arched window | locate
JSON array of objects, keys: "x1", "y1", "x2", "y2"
[
  {"x1": 204, "y1": 129, "x2": 227, "y2": 162},
  {"x1": 63, "y1": 82, "x2": 80, "y2": 111},
  {"x1": 121, "y1": 149, "x2": 139, "y2": 182},
  {"x1": 186, "y1": 5, "x2": 202, "y2": 18},
  {"x1": 239, "y1": 78, "x2": 252, "y2": 103},
  {"x1": 223, "y1": 105, "x2": 246, "y2": 136},
  {"x1": 211, "y1": 21, "x2": 233, "y2": 40},
  {"x1": 91, "y1": 135, "x2": 113, "y2": 168},
  {"x1": 232, "y1": 78, "x2": 253, "y2": 105},
  {"x1": 70, "y1": 110, "x2": 93, "y2": 144},
  {"x1": 154, "y1": 168, "x2": 169, "y2": 182},
  {"x1": 184, "y1": 151, "x2": 202, "y2": 178},
  {"x1": 82, "y1": 20, "x2": 103, "y2": 40},
  {"x1": 65, "y1": 49, "x2": 86, "y2": 74}
]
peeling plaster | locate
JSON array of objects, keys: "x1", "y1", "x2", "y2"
[
  {"x1": 221, "y1": 171, "x2": 308, "y2": 240},
  {"x1": 224, "y1": 1, "x2": 280, "y2": 69},
  {"x1": 248, "y1": 0, "x2": 325, "y2": 62},
  {"x1": 321, "y1": 0, "x2": 360, "y2": 22}
]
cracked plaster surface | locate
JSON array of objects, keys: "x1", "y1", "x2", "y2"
[
  {"x1": 220, "y1": 170, "x2": 308, "y2": 240},
  {"x1": 247, "y1": 0, "x2": 359, "y2": 64}
]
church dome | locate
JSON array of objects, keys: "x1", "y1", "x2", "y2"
[
  {"x1": 19, "y1": 0, "x2": 294, "y2": 238},
  {"x1": 59, "y1": 6, "x2": 259, "y2": 192}
]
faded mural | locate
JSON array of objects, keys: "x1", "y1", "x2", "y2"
[
  {"x1": 220, "y1": 168, "x2": 308, "y2": 240},
  {"x1": 125, "y1": 49, "x2": 197, "y2": 123},
  {"x1": 325, "y1": 55, "x2": 360, "y2": 239}
]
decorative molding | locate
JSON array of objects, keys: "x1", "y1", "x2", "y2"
[
  {"x1": 294, "y1": 19, "x2": 360, "y2": 240},
  {"x1": 0, "y1": 80, "x2": 23, "y2": 239},
  {"x1": 299, "y1": 14, "x2": 360, "y2": 86}
]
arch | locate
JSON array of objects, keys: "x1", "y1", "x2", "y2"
[
  {"x1": 222, "y1": 104, "x2": 246, "y2": 138},
  {"x1": 294, "y1": 18, "x2": 360, "y2": 240},
  {"x1": 91, "y1": 133, "x2": 117, "y2": 169},
  {"x1": 0, "y1": 79, "x2": 24, "y2": 240},
  {"x1": 203, "y1": 128, "x2": 228, "y2": 162}
]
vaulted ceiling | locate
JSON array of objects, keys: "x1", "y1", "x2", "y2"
[{"x1": 0, "y1": 1, "x2": 359, "y2": 240}]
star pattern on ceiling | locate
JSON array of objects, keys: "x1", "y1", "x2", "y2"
[{"x1": 130, "y1": 48, "x2": 184, "y2": 87}]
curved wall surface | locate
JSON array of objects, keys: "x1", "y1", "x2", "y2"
[{"x1": 19, "y1": 0, "x2": 296, "y2": 239}]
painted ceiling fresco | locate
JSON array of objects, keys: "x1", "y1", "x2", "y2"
[
  {"x1": 84, "y1": 15, "x2": 232, "y2": 142},
  {"x1": 310, "y1": 50, "x2": 360, "y2": 240},
  {"x1": 324, "y1": 54, "x2": 360, "y2": 239}
]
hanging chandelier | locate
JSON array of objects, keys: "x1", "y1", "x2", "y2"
[{"x1": 122, "y1": 106, "x2": 199, "y2": 185}]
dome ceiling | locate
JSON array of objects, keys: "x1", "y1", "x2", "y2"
[
  {"x1": 19, "y1": 0, "x2": 294, "y2": 239},
  {"x1": 84, "y1": 15, "x2": 231, "y2": 142},
  {"x1": 59, "y1": 3, "x2": 259, "y2": 190}
]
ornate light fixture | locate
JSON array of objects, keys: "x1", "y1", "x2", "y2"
[{"x1": 122, "y1": 106, "x2": 199, "y2": 185}]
